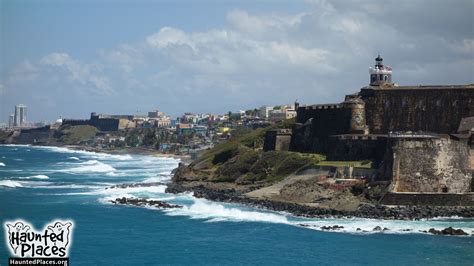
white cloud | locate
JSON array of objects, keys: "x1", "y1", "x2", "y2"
[
  {"x1": 3, "y1": 0, "x2": 473, "y2": 121},
  {"x1": 147, "y1": 27, "x2": 190, "y2": 48},
  {"x1": 100, "y1": 44, "x2": 144, "y2": 73},
  {"x1": 450, "y1": 39, "x2": 474, "y2": 54},
  {"x1": 40, "y1": 53, "x2": 113, "y2": 95},
  {"x1": 7, "y1": 60, "x2": 39, "y2": 83},
  {"x1": 226, "y1": 9, "x2": 303, "y2": 38},
  {"x1": 331, "y1": 18, "x2": 362, "y2": 34}
]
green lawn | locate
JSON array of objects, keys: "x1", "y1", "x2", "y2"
[{"x1": 316, "y1": 160, "x2": 373, "y2": 169}]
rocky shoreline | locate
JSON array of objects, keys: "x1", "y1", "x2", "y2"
[
  {"x1": 105, "y1": 182, "x2": 472, "y2": 236},
  {"x1": 111, "y1": 197, "x2": 182, "y2": 209},
  {"x1": 299, "y1": 224, "x2": 469, "y2": 236},
  {"x1": 165, "y1": 182, "x2": 474, "y2": 220},
  {"x1": 106, "y1": 182, "x2": 166, "y2": 189}
]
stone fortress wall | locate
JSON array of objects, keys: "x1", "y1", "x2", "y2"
[
  {"x1": 281, "y1": 55, "x2": 474, "y2": 196},
  {"x1": 360, "y1": 85, "x2": 474, "y2": 134},
  {"x1": 289, "y1": 85, "x2": 474, "y2": 193},
  {"x1": 390, "y1": 137, "x2": 472, "y2": 193}
]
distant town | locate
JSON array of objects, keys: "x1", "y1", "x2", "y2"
[{"x1": 1, "y1": 102, "x2": 298, "y2": 157}]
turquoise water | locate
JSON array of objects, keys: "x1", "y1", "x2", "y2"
[{"x1": 0, "y1": 145, "x2": 473, "y2": 265}]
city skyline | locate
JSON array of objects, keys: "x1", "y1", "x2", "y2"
[{"x1": 1, "y1": 0, "x2": 473, "y2": 123}]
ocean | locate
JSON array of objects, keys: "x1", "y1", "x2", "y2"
[{"x1": 0, "y1": 145, "x2": 473, "y2": 265}]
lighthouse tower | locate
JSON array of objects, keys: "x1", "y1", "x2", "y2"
[{"x1": 369, "y1": 55, "x2": 392, "y2": 86}]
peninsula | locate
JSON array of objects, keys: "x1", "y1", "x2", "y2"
[{"x1": 166, "y1": 55, "x2": 474, "y2": 220}]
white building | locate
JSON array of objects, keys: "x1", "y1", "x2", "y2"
[
  {"x1": 258, "y1": 106, "x2": 274, "y2": 119},
  {"x1": 14, "y1": 104, "x2": 27, "y2": 127},
  {"x1": 268, "y1": 109, "x2": 297, "y2": 122},
  {"x1": 8, "y1": 114, "x2": 14, "y2": 128}
]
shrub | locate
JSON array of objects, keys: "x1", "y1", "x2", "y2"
[
  {"x1": 214, "y1": 150, "x2": 260, "y2": 182},
  {"x1": 212, "y1": 147, "x2": 239, "y2": 165}
]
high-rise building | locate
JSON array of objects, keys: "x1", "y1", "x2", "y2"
[
  {"x1": 8, "y1": 114, "x2": 14, "y2": 128},
  {"x1": 14, "y1": 104, "x2": 27, "y2": 127}
]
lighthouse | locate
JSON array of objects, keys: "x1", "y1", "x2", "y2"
[{"x1": 369, "y1": 54, "x2": 392, "y2": 86}]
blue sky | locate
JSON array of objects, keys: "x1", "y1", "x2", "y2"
[{"x1": 1, "y1": 0, "x2": 473, "y2": 122}]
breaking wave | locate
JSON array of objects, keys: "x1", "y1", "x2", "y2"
[
  {"x1": 60, "y1": 160, "x2": 116, "y2": 173},
  {"x1": 165, "y1": 198, "x2": 289, "y2": 224},
  {"x1": 18, "y1": 174, "x2": 49, "y2": 179},
  {"x1": 0, "y1": 180, "x2": 22, "y2": 187},
  {"x1": 34, "y1": 146, "x2": 134, "y2": 161},
  {"x1": 0, "y1": 162, "x2": 5, "y2": 166},
  {"x1": 68, "y1": 184, "x2": 169, "y2": 203},
  {"x1": 0, "y1": 144, "x2": 30, "y2": 147}
]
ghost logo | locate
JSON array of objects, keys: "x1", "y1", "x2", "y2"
[
  {"x1": 6, "y1": 222, "x2": 31, "y2": 254},
  {"x1": 47, "y1": 222, "x2": 72, "y2": 249},
  {"x1": 4, "y1": 220, "x2": 74, "y2": 258}
]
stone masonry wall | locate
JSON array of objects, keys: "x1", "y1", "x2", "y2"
[
  {"x1": 391, "y1": 138, "x2": 472, "y2": 193},
  {"x1": 264, "y1": 130, "x2": 292, "y2": 151},
  {"x1": 360, "y1": 87, "x2": 474, "y2": 134}
]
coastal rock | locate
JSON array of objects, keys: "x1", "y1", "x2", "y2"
[
  {"x1": 428, "y1": 227, "x2": 468, "y2": 236},
  {"x1": 320, "y1": 225, "x2": 344, "y2": 231},
  {"x1": 298, "y1": 224, "x2": 310, "y2": 227},
  {"x1": 441, "y1": 227, "x2": 468, "y2": 236},
  {"x1": 111, "y1": 197, "x2": 182, "y2": 209},
  {"x1": 373, "y1": 226, "x2": 382, "y2": 231},
  {"x1": 107, "y1": 182, "x2": 165, "y2": 189}
]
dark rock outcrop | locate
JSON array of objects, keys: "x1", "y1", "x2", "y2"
[
  {"x1": 321, "y1": 225, "x2": 344, "y2": 230},
  {"x1": 107, "y1": 182, "x2": 165, "y2": 189},
  {"x1": 111, "y1": 197, "x2": 182, "y2": 209},
  {"x1": 428, "y1": 227, "x2": 468, "y2": 236}
]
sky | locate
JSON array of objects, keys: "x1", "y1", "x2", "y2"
[{"x1": 1, "y1": 0, "x2": 473, "y2": 122}]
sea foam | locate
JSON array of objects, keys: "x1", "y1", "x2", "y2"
[
  {"x1": 18, "y1": 175, "x2": 49, "y2": 179},
  {"x1": 165, "y1": 197, "x2": 289, "y2": 224},
  {"x1": 60, "y1": 160, "x2": 116, "y2": 173},
  {"x1": 0, "y1": 180, "x2": 22, "y2": 187},
  {"x1": 34, "y1": 145, "x2": 133, "y2": 161}
]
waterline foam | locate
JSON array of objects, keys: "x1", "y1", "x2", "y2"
[{"x1": 0, "y1": 180, "x2": 22, "y2": 187}]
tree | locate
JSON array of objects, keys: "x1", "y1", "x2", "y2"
[
  {"x1": 142, "y1": 128, "x2": 157, "y2": 147},
  {"x1": 125, "y1": 131, "x2": 140, "y2": 147}
]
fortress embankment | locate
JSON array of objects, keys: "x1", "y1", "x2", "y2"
[
  {"x1": 62, "y1": 113, "x2": 136, "y2": 132},
  {"x1": 266, "y1": 55, "x2": 474, "y2": 202}
]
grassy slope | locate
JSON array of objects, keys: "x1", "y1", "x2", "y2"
[
  {"x1": 185, "y1": 118, "x2": 325, "y2": 184},
  {"x1": 0, "y1": 130, "x2": 12, "y2": 143},
  {"x1": 58, "y1": 125, "x2": 99, "y2": 144}
]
